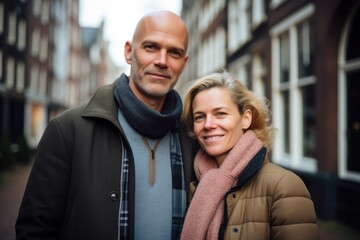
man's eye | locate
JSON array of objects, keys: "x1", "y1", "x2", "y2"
[
  {"x1": 169, "y1": 49, "x2": 182, "y2": 58},
  {"x1": 144, "y1": 45, "x2": 157, "y2": 50}
]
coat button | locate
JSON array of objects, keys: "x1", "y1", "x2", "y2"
[
  {"x1": 233, "y1": 227, "x2": 239, "y2": 233},
  {"x1": 109, "y1": 191, "x2": 119, "y2": 201}
]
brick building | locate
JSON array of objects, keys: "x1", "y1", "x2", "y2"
[{"x1": 179, "y1": 0, "x2": 360, "y2": 230}]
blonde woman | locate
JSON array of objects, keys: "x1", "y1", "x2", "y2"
[{"x1": 180, "y1": 71, "x2": 319, "y2": 240}]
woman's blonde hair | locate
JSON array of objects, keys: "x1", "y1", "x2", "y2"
[{"x1": 181, "y1": 71, "x2": 276, "y2": 151}]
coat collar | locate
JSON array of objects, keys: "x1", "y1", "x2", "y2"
[
  {"x1": 81, "y1": 81, "x2": 121, "y2": 128},
  {"x1": 236, "y1": 147, "x2": 267, "y2": 188}
]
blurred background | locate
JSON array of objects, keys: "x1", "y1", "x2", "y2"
[{"x1": 1, "y1": 0, "x2": 360, "y2": 239}]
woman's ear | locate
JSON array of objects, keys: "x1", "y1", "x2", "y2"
[{"x1": 242, "y1": 109, "x2": 252, "y2": 130}]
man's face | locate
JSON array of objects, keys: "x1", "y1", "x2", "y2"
[{"x1": 125, "y1": 13, "x2": 189, "y2": 103}]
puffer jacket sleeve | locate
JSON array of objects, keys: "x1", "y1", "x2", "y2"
[{"x1": 270, "y1": 166, "x2": 319, "y2": 240}]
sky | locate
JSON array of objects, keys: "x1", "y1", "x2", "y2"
[{"x1": 79, "y1": 0, "x2": 182, "y2": 69}]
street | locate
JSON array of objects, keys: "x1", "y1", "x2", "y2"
[
  {"x1": 0, "y1": 163, "x2": 359, "y2": 240},
  {"x1": 0, "y1": 165, "x2": 31, "y2": 240}
]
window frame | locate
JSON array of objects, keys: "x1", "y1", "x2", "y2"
[
  {"x1": 270, "y1": 4, "x2": 317, "y2": 172},
  {"x1": 338, "y1": 3, "x2": 360, "y2": 182}
]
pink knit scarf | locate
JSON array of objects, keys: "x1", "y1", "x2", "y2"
[{"x1": 181, "y1": 130, "x2": 263, "y2": 240}]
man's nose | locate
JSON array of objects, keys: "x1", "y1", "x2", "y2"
[{"x1": 154, "y1": 50, "x2": 168, "y2": 68}]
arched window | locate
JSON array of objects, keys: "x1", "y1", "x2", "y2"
[{"x1": 339, "y1": 3, "x2": 360, "y2": 182}]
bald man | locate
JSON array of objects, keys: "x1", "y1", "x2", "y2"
[{"x1": 16, "y1": 11, "x2": 195, "y2": 240}]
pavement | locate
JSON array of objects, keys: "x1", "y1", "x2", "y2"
[
  {"x1": 1, "y1": 163, "x2": 360, "y2": 240},
  {"x1": 0, "y1": 164, "x2": 31, "y2": 240}
]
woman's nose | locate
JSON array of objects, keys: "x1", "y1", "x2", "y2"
[{"x1": 204, "y1": 117, "x2": 216, "y2": 129}]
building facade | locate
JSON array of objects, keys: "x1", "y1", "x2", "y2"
[
  {"x1": 0, "y1": 0, "x2": 28, "y2": 147},
  {"x1": 0, "y1": 0, "x2": 119, "y2": 153},
  {"x1": 180, "y1": 0, "x2": 360, "y2": 230}
]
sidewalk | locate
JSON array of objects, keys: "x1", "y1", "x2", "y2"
[
  {"x1": 0, "y1": 164, "x2": 31, "y2": 240},
  {"x1": 1, "y1": 163, "x2": 360, "y2": 240},
  {"x1": 318, "y1": 219, "x2": 360, "y2": 240}
]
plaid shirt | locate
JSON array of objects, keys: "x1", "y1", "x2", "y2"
[
  {"x1": 119, "y1": 139, "x2": 129, "y2": 239},
  {"x1": 119, "y1": 132, "x2": 186, "y2": 239}
]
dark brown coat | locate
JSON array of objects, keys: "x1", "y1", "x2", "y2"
[{"x1": 16, "y1": 82, "x2": 195, "y2": 240}]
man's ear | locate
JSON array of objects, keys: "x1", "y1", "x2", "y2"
[
  {"x1": 242, "y1": 109, "x2": 252, "y2": 130},
  {"x1": 124, "y1": 41, "x2": 132, "y2": 64}
]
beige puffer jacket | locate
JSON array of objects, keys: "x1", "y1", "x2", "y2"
[
  {"x1": 189, "y1": 148, "x2": 319, "y2": 240},
  {"x1": 221, "y1": 162, "x2": 319, "y2": 240}
]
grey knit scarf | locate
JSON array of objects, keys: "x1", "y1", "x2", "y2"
[{"x1": 113, "y1": 73, "x2": 182, "y2": 138}]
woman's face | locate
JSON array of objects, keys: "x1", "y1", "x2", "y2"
[{"x1": 192, "y1": 87, "x2": 251, "y2": 164}]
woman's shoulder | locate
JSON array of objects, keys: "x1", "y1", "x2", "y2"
[
  {"x1": 255, "y1": 162, "x2": 311, "y2": 198},
  {"x1": 260, "y1": 162, "x2": 302, "y2": 179}
]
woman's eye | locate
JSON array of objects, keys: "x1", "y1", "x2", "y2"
[{"x1": 194, "y1": 115, "x2": 204, "y2": 121}]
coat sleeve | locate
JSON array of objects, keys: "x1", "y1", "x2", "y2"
[
  {"x1": 16, "y1": 118, "x2": 71, "y2": 240},
  {"x1": 270, "y1": 170, "x2": 320, "y2": 240}
]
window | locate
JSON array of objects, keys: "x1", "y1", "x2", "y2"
[
  {"x1": 252, "y1": 53, "x2": 266, "y2": 97},
  {"x1": 228, "y1": 0, "x2": 239, "y2": 52},
  {"x1": 31, "y1": 104, "x2": 43, "y2": 138},
  {"x1": 252, "y1": 0, "x2": 266, "y2": 27},
  {"x1": 41, "y1": 0, "x2": 49, "y2": 24},
  {"x1": 279, "y1": 31, "x2": 290, "y2": 83},
  {"x1": 227, "y1": 0, "x2": 251, "y2": 53},
  {"x1": 6, "y1": 57, "x2": 15, "y2": 88},
  {"x1": 17, "y1": 20, "x2": 26, "y2": 50},
  {"x1": 39, "y1": 68, "x2": 47, "y2": 95},
  {"x1": 0, "y1": 50, "x2": 2, "y2": 81},
  {"x1": 271, "y1": 4, "x2": 316, "y2": 172},
  {"x1": 0, "y1": 3, "x2": 4, "y2": 33},
  {"x1": 345, "y1": 71, "x2": 360, "y2": 172},
  {"x1": 281, "y1": 90, "x2": 290, "y2": 153},
  {"x1": 7, "y1": 12, "x2": 16, "y2": 45},
  {"x1": 30, "y1": 64, "x2": 39, "y2": 92},
  {"x1": 229, "y1": 55, "x2": 251, "y2": 87},
  {"x1": 39, "y1": 35, "x2": 48, "y2": 61},
  {"x1": 302, "y1": 84, "x2": 316, "y2": 157},
  {"x1": 31, "y1": 28, "x2": 40, "y2": 57},
  {"x1": 298, "y1": 20, "x2": 314, "y2": 77},
  {"x1": 198, "y1": 27, "x2": 226, "y2": 76},
  {"x1": 199, "y1": 0, "x2": 225, "y2": 32},
  {"x1": 16, "y1": 61, "x2": 25, "y2": 92},
  {"x1": 32, "y1": 0, "x2": 41, "y2": 17},
  {"x1": 339, "y1": 5, "x2": 360, "y2": 182}
]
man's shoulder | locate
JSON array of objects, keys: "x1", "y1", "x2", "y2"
[
  {"x1": 55, "y1": 81, "x2": 117, "y2": 122},
  {"x1": 48, "y1": 104, "x2": 88, "y2": 131},
  {"x1": 55, "y1": 104, "x2": 87, "y2": 120}
]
